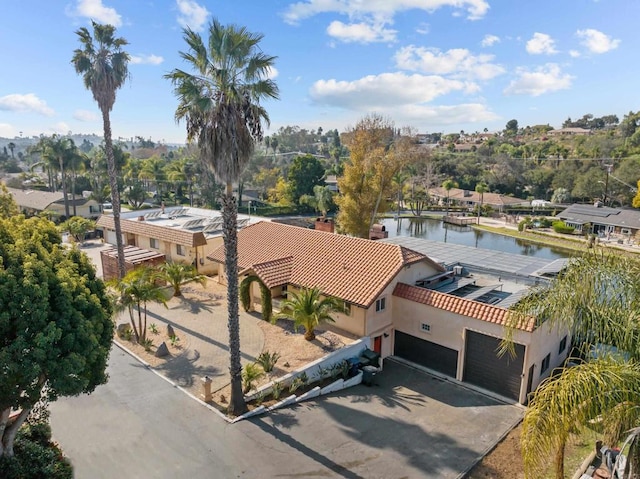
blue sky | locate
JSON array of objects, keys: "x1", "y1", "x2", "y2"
[{"x1": 0, "y1": 0, "x2": 637, "y2": 143}]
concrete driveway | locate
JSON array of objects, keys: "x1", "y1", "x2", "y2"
[{"x1": 247, "y1": 359, "x2": 524, "y2": 478}]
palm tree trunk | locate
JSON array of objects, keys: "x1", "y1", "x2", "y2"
[
  {"x1": 222, "y1": 183, "x2": 247, "y2": 416},
  {"x1": 59, "y1": 157, "x2": 70, "y2": 218},
  {"x1": 102, "y1": 108, "x2": 127, "y2": 278},
  {"x1": 553, "y1": 436, "x2": 566, "y2": 479}
]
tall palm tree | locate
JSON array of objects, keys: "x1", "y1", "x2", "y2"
[
  {"x1": 36, "y1": 135, "x2": 76, "y2": 218},
  {"x1": 277, "y1": 287, "x2": 344, "y2": 341},
  {"x1": 165, "y1": 19, "x2": 279, "y2": 416},
  {"x1": 442, "y1": 178, "x2": 458, "y2": 216},
  {"x1": 503, "y1": 252, "x2": 640, "y2": 479},
  {"x1": 72, "y1": 21, "x2": 130, "y2": 278},
  {"x1": 474, "y1": 182, "x2": 488, "y2": 224}
]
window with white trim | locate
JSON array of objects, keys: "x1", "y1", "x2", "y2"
[
  {"x1": 150, "y1": 238, "x2": 158, "y2": 249},
  {"x1": 176, "y1": 244, "x2": 185, "y2": 256},
  {"x1": 375, "y1": 297, "x2": 386, "y2": 312}
]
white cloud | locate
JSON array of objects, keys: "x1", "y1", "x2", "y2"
[
  {"x1": 309, "y1": 72, "x2": 497, "y2": 126},
  {"x1": 310, "y1": 72, "x2": 473, "y2": 109},
  {"x1": 73, "y1": 109, "x2": 99, "y2": 122},
  {"x1": 266, "y1": 66, "x2": 279, "y2": 80},
  {"x1": 327, "y1": 21, "x2": 397, "y2": 43},
  {"x1": 176, "y1": 0, "x2": 209, "y2": 31},
  {"x1": 0, "y1": 124, "x2": 18, "y2": 138},
  {"x1": 130, "y1": 54, "x2": 164, "y2": 65},
  {"x1": 284, "y1": 0, "x2": 490, "y2": 24},
  {"x1": 394, "y1": 46, "x2": 505, "y2": 80},
  {"x1": 416, "y1": 23, "x2": 430, "y2": 35},
  {"x1": 66, "y1": 0, "x2": 122, "y2": 26},
  {"x1": 526, "y1": 33, "x2": 558, "y2": 55},
  {"x1": 569, "y1": 50, "x2": 581, "y2": 58},
  {"x1": 49, "y1": 122, "x2": 71, "y2": 135},
  {"x1": 504, "y1": 64, "x2": 573, "y2": 97},
  {"x1": 0, "y1": 93, "x2": 54, "y2": 116},
  {"x1": 576, "y1": 28, "x2": 620, "y2": 54},
  {"x1": 481, "y1": 34, "x2": 500, "y2": 47}
]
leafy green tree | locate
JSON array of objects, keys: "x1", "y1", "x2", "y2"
[
  {"x1": 504, "y1": 252, "x2": 640, "y2": 478},
  {"x1": 504, "y1": 119, "x2": 519, "y2": 136},
  {"x1": 277, "y1": 287, "x2": 343, "y2": 341},
  {"x1": 287, "y1": 154, "x2": 325, "y2": 205},
  {"x1": 110, "y1": 266, "x2": 167, "y2": 344},
  {"x1": 335, "y1": 114, "x2": 404, "y2": 238},
  {"x1": 550, "y1": 187, "x2": 571, "y2": 204},
  {"x1": 59, "y1": 216, "x2": 95, "y2": 243},
  {"x1": 158, "y1": 262, "x2": 206, "y2": 297},
  {"x1": 72, "y1": 21, "x2": 130, "y2": 278},
  {"x1": 0, "y1": 184, "x2": 19, "y2": 218},
  {"x1": 0, "y1": 216, "x2": 113, "y2": 457},
  {"x1": 165, "y1": 19, "x2": 278, "y2": 416},
  {"x1": 299, "y1": 185, "x2": 333, "y2": 217},
  {"x1": 123, "y1": 181, "x2": 149, "y2": 209}
]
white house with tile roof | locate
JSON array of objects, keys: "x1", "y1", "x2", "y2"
[{"x1": 207, "y1": 221, "x2": 569, "y2": 403}]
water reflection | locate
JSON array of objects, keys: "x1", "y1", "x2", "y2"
[{"x1": 383, "y1": 217, "x2": 569, "y2": 260}]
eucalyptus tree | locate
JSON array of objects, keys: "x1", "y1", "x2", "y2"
[
  {"x1": 165, "y1": 19, "x2": 279, "y2": 415},
  {"x1": 72, "y1": 21, "x2": 130, "y2": 278},
  {"x1": 504, "y1": 252, "x2": 640, "y2": 479}
]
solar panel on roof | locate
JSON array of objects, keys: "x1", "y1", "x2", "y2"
[
  {"x1": 569, "y1": 205, "x2": 616, "y2": 218},
  {"x1": 182, "y1": 218, "x2": 205, "y2": 229},
  {"x1": 237, "y1": 218, "x2": 249, "y2": 228}
]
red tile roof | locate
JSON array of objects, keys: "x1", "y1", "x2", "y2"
[
  {"x1": 96, "y1": 215, "x2": 207, "y2": 247},
  {"x1": 393, "y1": 283, "x2": 535, "y2": 332},
  {"x1": 208, "y1": 221, "x2": 442, "y2": 308}
]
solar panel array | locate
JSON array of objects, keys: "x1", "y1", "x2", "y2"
[
  {"x1": 182, "y1": 218, "x2": 205, "y2": 229},
  {"x1": 144, "y1": 211, "x2": 162, "y2": 219},
  {"x1": 570, "y1": 205, "x2": 616, "y2": 218}
]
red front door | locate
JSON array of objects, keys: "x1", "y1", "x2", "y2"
[{"x1": 373, "y1": 335, "x2": 382, "y2": 354}]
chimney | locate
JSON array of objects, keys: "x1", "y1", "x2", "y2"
[
  {"x1": 315, "y1": 217, "x2": 335, "y2": 233},
  {"x1": 369, "y1": 224, "x2": 389, "y2": 240}
]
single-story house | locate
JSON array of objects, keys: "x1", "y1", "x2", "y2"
[
  {"x1": 207, "y1": 221, "x2": 569, "y2": 403},
  {"x1": 557, "y1": 204, "x2": 640, "y2": 236},
  {"x1": 7, "y1": 187, "x2": 102, "y2": 219},
  {"x1": 428, "y1": 187, "x2": 530, "y2": 212},
  {"x1": 548, "y1": 127, "x2": 591, "y2": 136},
  {"x1": 96, "y1": 206, "x2": 264, "y2": 275}
]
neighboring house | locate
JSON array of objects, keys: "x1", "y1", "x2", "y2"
[
  {"x1": 96, "y1": 206, "x2": 264, "y2": 275},
  {"x1": 548, "y1": 127, "x2": 591, "y2": 136},
  {"x1": 207, "y1": 221, "x2": 569, "y2": 403},
  {"x1": 557, "y1": 203, "x2": 640, "y2": 236},
  {"x1": 429, "y1": 187, "x2": 530, "y2": 212},
  {"x1": 7, "y1": 187, "x2": 102, "y2": 219}
]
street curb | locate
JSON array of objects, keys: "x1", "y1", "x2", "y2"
[{"x1": 113, "y1": 340, "x2": 232, "y2": 423}]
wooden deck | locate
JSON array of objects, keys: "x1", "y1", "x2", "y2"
[{"x1": 443, "y1": 215, "x2": 477, "y2": 226}]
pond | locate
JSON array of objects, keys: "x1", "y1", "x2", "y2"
[{"x1": 381, "y1": 217, "x2": 571, "y2": 260}]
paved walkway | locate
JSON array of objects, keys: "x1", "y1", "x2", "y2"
[{"x1": 77, "y1": 240, "x2": 264, "y2": 394}]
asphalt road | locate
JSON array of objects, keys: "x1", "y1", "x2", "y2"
[{"x1": 50, "y1": 347, "x2": 522, "y2": 479}]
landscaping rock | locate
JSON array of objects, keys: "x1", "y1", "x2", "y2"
[
  {"x1": 155, "y1": 342, "x2": 169, "y2": 357},
  {"x1": 167, "y1": 324, "x2": 175, "y2": 338},
  {"x1": 116, "y1": 323, "x2": 131, "y2": 338}
]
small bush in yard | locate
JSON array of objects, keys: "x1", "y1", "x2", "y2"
[
  {"x1": 0, "y1": 421, "x2": 73, "y2": 479},
  {"x1": 242, "y1": 363, "x2": 265, "y2": 393},
  {"x1": 552, "y1": 221, "x2": 575, "y2": 234},
  {"x1": 271, "y1": 381, "x2": 283, "y2": 400},
  {"x1": 256, "y1": 351, "x2": 281, "y2": 373}
]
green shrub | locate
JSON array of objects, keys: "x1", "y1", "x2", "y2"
[
  {"x1": 271, "y1": 381, "x2": 283, "y2": 400},
  {"x1": 141, "y1": 338, "x2": 154, "y2": 351},
  {"x1": 552, "y1": 221, "x2": 575, "y2": 234},
  {"x1": 242, "y1": 363, "x2": 265, "y2": 393},
  {"x1": 0, "y1": 427, "x2": 73, "y2": 479},
  {"x1": 288, "y1": 377, "x2": 304, "y2": 394},
  {"x1": 149, "y1": 323, "x2": 159, "y2": 335},
  {"x1": 20, "y1": 422, "x2": 52, "y2": 447},
  {"x1": 256, "y1": 351, "x2": 281, "y2": 373}
]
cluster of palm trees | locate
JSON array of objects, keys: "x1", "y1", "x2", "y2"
[{"x1": 70, "y1": 18, "x2": 278, "y2": 415}]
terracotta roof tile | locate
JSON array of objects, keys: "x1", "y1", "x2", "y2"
[
  {"x1": 96, "y1": 215, "x2": 207, "y2": 247},
  {"x1": 208, "y1": 221, "x2": 443, "y2": 308},
  {"x1": 249, "y1": 256, "x2": 293, "y2": 289},
  {"x1": 393, "y1": 283, "x2": 535, "y2": 332}
]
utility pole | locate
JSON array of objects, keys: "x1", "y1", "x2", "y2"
[{"x1": 603, "y1": 164, "x2": 612, "y2": 206}]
